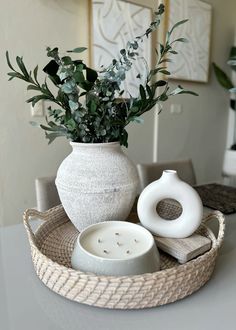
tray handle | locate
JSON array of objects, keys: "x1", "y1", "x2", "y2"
[
  {"x1": 202, "y1": 211, "x2": 225, "y2": 249},
  {"x1": 23, "y1": 205, "x2": 66, "y2": 245}
]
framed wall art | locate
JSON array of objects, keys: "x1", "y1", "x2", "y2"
[
  {"x1": 91, "y1": 0, "x2": 153, "y2": 97},
  {"x1": 167, "y1": 0, "x2": 212, "y2": 83}
]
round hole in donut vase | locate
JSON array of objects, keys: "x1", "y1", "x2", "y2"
[{"x1": 137, "y1": 170, "x2": 203, "y2": 238}]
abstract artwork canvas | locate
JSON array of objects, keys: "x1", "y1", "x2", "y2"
[
  {"x1": 91, "y1": 0, "x2": 152, "y2": 97},
  {"x1": 168, "y1": 0, "x2": 212, "y2": 83}
]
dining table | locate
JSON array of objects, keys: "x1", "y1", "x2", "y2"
[{"x1": 0, "y1": 207, "x2": 236, "y2": 330}]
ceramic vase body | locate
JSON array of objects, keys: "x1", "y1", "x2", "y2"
[
  {"x1": 56, "y1": 142, "x2": 139, "y2": 231},
  {"x1": 137, "y1": 170, "x2": 203, "y2": 238}
]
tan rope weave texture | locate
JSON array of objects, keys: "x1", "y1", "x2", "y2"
[{"x1": 23, "y1": 204, "x2": 225, "y2": 309}]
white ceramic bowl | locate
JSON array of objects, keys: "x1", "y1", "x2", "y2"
[{"x1": 71, "y1": 221, "x2": 160, "y2": 276}]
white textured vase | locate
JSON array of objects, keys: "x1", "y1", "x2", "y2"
[
  {"x1": 137, "y1": 170, "x2": 203, "y2": 238},
  {"x1": 55, "y1": 142, "x2": 139, "y2": 231}
]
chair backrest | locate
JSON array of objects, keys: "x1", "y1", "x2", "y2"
[
  {"x1": 137, "y1": 159, "x2": 196, "y2": 191},
  {"x1": 35, "y1": 176, "x2": 60, "y2": 211}
]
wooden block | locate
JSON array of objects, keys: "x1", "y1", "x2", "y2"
[{"x1": 154, "y1": 234, "x2": 212, "y2": 264}]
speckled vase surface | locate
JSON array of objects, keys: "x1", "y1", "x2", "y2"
[{"x1": 55, "y1": 142, "x2": 139, "y2": 231}]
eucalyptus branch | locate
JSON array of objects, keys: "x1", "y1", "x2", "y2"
[
  {"x1": 100, "y1": 4, "x2": 166, "y2": 88},
  {"x1": 6, "y1": 51, "x2": 64, "y2": 108},
  {"x1": 6, "y1": 4, "x2": 198, "y2": 147}
]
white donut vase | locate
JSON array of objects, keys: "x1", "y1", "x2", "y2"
[{"x1": 137, "y1": 170, "x2": 203, "y2": 238}]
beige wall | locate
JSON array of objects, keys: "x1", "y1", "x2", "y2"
[
  {"x1": 157, "y1": 0, "x2": 236, "y2": 183},
  {"x1": 1, "y1": 0, "x2": 235, "y2": 226},
  {"x1": 0, "y1": 0, "x2": 89, "y2": 226}
]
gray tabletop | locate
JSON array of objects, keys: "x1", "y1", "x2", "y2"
[{"x1": 0, "y1": 211, "x2": 236, "y2": 330}]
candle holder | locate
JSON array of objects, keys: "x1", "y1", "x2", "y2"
[{"x1": 71, "y1": 221, "x2": 160, "y2": 276}]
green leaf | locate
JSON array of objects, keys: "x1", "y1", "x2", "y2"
[
  {"x1": 16, "y1": 56, "x2": 29, "y2": 78},
  {"x1": 40, "y1": 123, "x2": 66, "y2": 132},
  {"x1": 79, "y1": 81, "x2": 93, "y2": 91},
  {"x1": 26, "y1": 95, "x2": 49, "y2": 107},
  {"x1": 67, "y1": 47, "x2": 87, "y2": 53},
  {"x1": 149, "y1": 68, "x2": 159, "y2": 76},
  {"x1": 61, "y1": 56, "x2": 73, "y2": 65},
  {"x1": 169, "y1": 86, "x2": 198, "y2": 96},
  {"x1": 41, "y1": 81, "x2": 53, "y2": 97},
  {"x1": 166, "y1": 31, "x2": 171, "y2": 42},
  {"x1": 86, "y1": 68, "x2": 98, "y2": 83},
  {"x1": 66, "y1": 118, "x2": 77, "y2": 131},
  {"x1": 139, "y1": 85, "x2": 146, "y2": 100},
  {"x1": 154, "y1": 80, "x2": 167, "y2": 87},
  {"x1": 90, "y1": 100, "x2": 97, "y2": 113},
  {"x1": 61, "y1": 80, "x2": 76, "y2": 94},
  {"x1": 130, "y1": 116, "x2": 144, "y2": 124},
  {"x1": 169, "y1": 19, "x2": 188, "y2": 35},
  {"x1": 45, "y1": 132, "x2": 66, "y2": 144},
  {"x1": 160, "y1": 43, "x2": 165, "y2": 54},
  {"x1": 159, "y1": 93, "x2": 168, "y2": 101},
  {"x1": 120, "y1": 129, "x2": 128, "y2": 148},
  {"x1": 73, "y1": 60, "x2": 86, "y2": 71},
  {"x1": 159, "y1": 70, "x2": 171, "y2": 75},
  {"x1": 130, "y1": 106, "x2": 139, "y2": 113},
  {"x1": 43, "y1": 60, "x2": 59, "y2": 76},
  {"x1": 74, "y1": 70, "x2": 85, "y2": 83},
  {"x1": 33, "y1": 65, "x2": 39, "y2": 83},
  {"x1": 169, "y1": 86, "x2": 184, "y2": 96},
  {"x1": 59, "y1": 69, "x2": 70, "y2": 81},
  {"x1": 146, "y1": 85, "x2": 153, "y2": 99},
  {"x1": 48, "y1": 74, "x2": 61, "y2": 86},
  {"x1": 159, "y1": 58, "x2": 172, "y2": 64},
  {"x1": 27, "y1": 85, "x2": 41, "y2": 91},
  {"x1": 46, "y1": 47, "x2": 59, "y2": 59},
  {"x1": 79, "y1": 91, "x2": 87, "y2": 97},
  {"x1": 173, "y1": 37, "x2": 188, "y2": 43},
  {"x1": 29, "y1": 121, "x2": 41, "y2": 127},
  {"x1": 7, "y1": 72, "x2": 25, "y2": 80},
  {"x1": 179, "y1": 90, "x2": 198, "y2": 96},
  {"x1": 6, "y1": 51, "x2": 15, "y2": 71},
  {"x1": 69, "y1": 100, "x2": 79, "y2": 111},
  {"x1": 100, "y1": 129, "x2": 106, "y2": 136},
  {"x1": 212, "y1": 62, "x2": 234, "y2": 90},
  {"x1": 56, "y1": 90, "x2": 70, "y2": 107}
]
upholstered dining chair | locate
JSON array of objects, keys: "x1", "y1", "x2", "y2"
[
  {"x1": 137, "y1": 159, "x2": 196, "y2": 192},
  {"x1": 35, "y1": 176, "x2": 60, "y2": 211}
]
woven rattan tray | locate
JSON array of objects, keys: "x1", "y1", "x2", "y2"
[{"x1": 23, "y1": 205, "x2": 225, "y2": 309}]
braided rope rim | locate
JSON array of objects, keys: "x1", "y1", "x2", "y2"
[{"x1": 23, "y1": 205, "x2": 225, "y2": 309}]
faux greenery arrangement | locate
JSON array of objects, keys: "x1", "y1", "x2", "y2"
[
  {"x1": 6, "y1": 4, "x2": 197, "y2": 147},
  {"x1": 213, "y1": 47, "x2": 236, "y2": 150}
]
